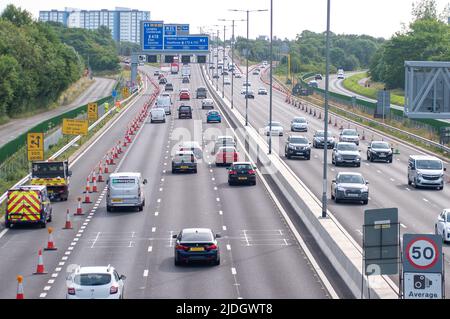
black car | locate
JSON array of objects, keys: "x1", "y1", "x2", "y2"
[
  {"x1": 165, "y1": 83, "x2": 174, "y2": 91},
  {"x1": 172, "y1": 151, "x2": 197, "y2": 173},
  {"x1": 178, "y1": 104, "x2": 192, "y2": 119},
  {"x1": 222, "y1": 71, "x2": 229, "y2": 76},
  {"x1": 196, "y1": 87, "x2": 207, "y2": 99},
  {"x1": 285, "y1": 136, "x2": 311, "y2": 160},
  {"x1": 159, "y1": 77, "x2": 167, "y2": 85},
  {"x1": 228, "y1": 162, "x2": 257, "y2": 186},
  {"x1": 182, "y1": 77, "x2": 190, "y2": 84},
  {"x1": 315, "y1": 74, "x2": 323, "y2": 80},
  {"x1": 209, "y1": 65, "x2": 215, "y2": 69},
  {"x1": 367, "y1": 141, "x2": 393, "y2": 163},
  {"x1": 213, "y1": 74, "x2": 220, "y2": 79},
  {"x1": 313, "y1": 130, "x2": 335, "y2": 149},
  {"x1": 245, "y1": 90, "x2": 255, "y2": 99},
  {"x1": 173, "y1": 228, "x2": 221, "y2": 266}
]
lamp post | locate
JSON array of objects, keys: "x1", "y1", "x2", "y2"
[
  {"x1": 322, "y1": 0, "x2": 331, "y2": 219},
  {"x1": 229, "y1": 8, "x2": 268, "y2": 126},
  {"x1": 269, "y1": 0, "x2": 274, "y2": 154},
  {"x1": 218, "y1": 19, "x2": 245, "y2": 109}
]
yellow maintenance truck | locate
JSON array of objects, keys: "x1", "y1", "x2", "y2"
[{"x1": 30, "y1": 160, "x2": 71, "y2": 201}]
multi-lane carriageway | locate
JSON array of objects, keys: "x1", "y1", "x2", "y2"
[
  {"x1": 212, "y1": 53, "x2": 450, "y2": 296},
  {"x1": 0, "y1": 65, "x2": 354, "y2": 299}
]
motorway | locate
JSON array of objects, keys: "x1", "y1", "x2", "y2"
[
  {"x1": 0, "y1": 66, "x2": 343, "y2": 299},
  {"x1": 0, "y1": 77, "x2": 116, "y2": 146},
  {"x1": 211, "y1": 54, "x2": 450, "y2": 295}
]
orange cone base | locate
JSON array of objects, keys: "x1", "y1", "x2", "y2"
[
  {"x1": 63, "y1": 222, "x2": 73, "y2": 229},
  {"x1": 44, "y1": 246, "x2": 57, "y2": 251},
  {"x1": 83, "y1": 196, "x2": 92, "y2": 204}
]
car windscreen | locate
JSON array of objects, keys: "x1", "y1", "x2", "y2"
[
  {"x1": 372, "y1": 142, "x2": 390, "y2": 149},
  {"x1": 174, "y1": 154, "x2": 195, "y2": 163},
  {"x1": 111, "y1": 178, "x2": 137, "y2": 188},
  {"x1": 293, "y1": 118, "x2": 306, "y2": 123},
  {"x1": 315, "y1": 131, "x2": 325, "y2": 137},
  {"x1": 181, "y1": 232, "x2": 214, "y2": 242},
  {"x1": 74, "y1": 274, "x2": 111, "y2": 286},
  {"x1": 197, "y1": 88, "x2": 206, "y2": 92},
  {"x1": 290, "y1": 138, "x2": 308, "y2": 144},
  {"x1": 208, "y1": 111, "x2": 219, "y2": 116},
  {"x1": 179, "y1": 106, "x2": 191, "y2": 111},
  {"x1": 233, "y1": 164, "x2": 252, "y2": 170},
  {"x1": 416, "y1": 160, "x2": 443, "y2": 170},
  {"x1": 268, "y1": 122, "x2": 281, "y2": 127},
  {"x1": 447, "y1": 214, "x2": 450, "y2": 223},
  {"x1": 338, "y1": 175, "x2": 364, "y2": 184},
  {"x1": 32, "y1": 163, "x2": 65, "y2": 178},
  {"x1": 218, "y1": 147, "x2": 236, "y2": 153},
  {"x1": 337, "y1": 144, "x2": 357, "y2": 151},
  {"x1": 342, "y1": 130, "x2": 357, "y2": 136}
]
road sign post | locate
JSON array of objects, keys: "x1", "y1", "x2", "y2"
[
  {"x1": 27, "y1": 133, "x2": 44, "y2": 161},
  {"x1": 402, "y1": 234, "x2": 444, "y2": 299},
  {"x1": 87, "y1": 103, "x2": 98, "y2": 121}
]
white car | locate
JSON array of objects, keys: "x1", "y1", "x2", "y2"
[
  {"x1": 150, "y1": 108, "x2": 166, "y2": 123},
  {"x1": 264, "y1": 121, "x2": 284, "y2": 136},
  {"x1": 66, "y1": 265, "x2": 126, "y2": 299},
  {"x1": 234, "y1": 73, "x2": 242, "y2": 78},
  {"x1": 224, "y1": 77, "x2": 231, "y2": 85},
  {"x1": 258, "y1": 88, "x2": 268, "y2": 95},
  {"x1": 339, "y1": 129, "x2": 360, "y2": 145},
  {"x1": 435, "y1": 209, "x2": 450, "y2": 242}
]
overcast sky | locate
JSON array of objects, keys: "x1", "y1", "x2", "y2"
[{"x1": 1, "y1": 0, "x2": 449, "y2": 40}]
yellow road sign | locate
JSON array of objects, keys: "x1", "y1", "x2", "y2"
[
  {"x1": 62, "y1": 119, "x2": 88, "y2": 136},
  {"x1": 87, "y1": 103, "x2": 98, "y2": 121},
  {"x1": 122, "y1": 87, "x2": 130, "y2": 99},
  {"x1": 27, "y1": 133, "x2": 44, "y2": 161}
]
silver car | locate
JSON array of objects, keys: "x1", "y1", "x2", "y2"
[
  {"x1": 331, "y1": 172, "x2": 369, "y2": 205},
  {"x1": 291, "y1": 117, "x2": 308, "y2": 132},
  {"x1": 332, "y1": 142, "x2": 361, "y2": 167},
  {"x1": 106, "y1": 173, "x2": 147, "y2": 212},
  {"x1": 435, "y1": 209, "x2": 450, "y2": 242},
  {"x1": 339, "y1": 129, "x2": 360, "y2": 145}
]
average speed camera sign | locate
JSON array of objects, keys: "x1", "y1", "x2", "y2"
[{"x1": 403, "y1": 234, "x2": 442, "y2": 273}]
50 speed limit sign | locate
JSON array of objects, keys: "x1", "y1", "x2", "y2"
[{"x1": 403, "y1": 234, "x2": 442, "y2": 273}]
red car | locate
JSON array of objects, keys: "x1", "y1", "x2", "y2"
[
  {"x1": 215, "y1": 146, "x2": 239, "y2": 166},
  {"x1": 179, "y1": 90, "x2": 191, "y2": 101}
]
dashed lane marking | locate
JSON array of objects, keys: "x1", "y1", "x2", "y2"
[
  {"x1": 148, "y1": 246, "x2": 153, "y2": 252},
  {"x1": 227, "y1": 244, "x2": 231, "y2": 251},
  {"x1": 143, "y1": 270, "x2": 149, "y2": 277},
  {"x1": 39, "y1": 293, "x2": 47, "y2": 298},
  {"x1": 155, "y1": 212, "x2": 159, "y2": 216},
  {"x1": 152, "y1": 227, "x2": 156, "y2": 233},
  {"x1": 231, "y1": 268, "x2": 237, "y2": 275},
  {"x1": 223, "y1": 226, "x2": 227, "y2": 231}
]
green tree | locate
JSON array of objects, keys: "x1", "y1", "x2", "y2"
[{"x1": 1, "y1": 4, "x2": 33, "y2": 27}]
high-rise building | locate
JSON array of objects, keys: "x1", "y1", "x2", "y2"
[{"x1": 38, "y1": 7, "x2": 150, "y2": 43}]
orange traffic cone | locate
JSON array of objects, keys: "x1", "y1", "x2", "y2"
[
  {"x1": 63, "y1": 209, "x2": 73, "y2": 229},
  {"x1": 92, "y1": 173, "x2": 98, "y2": 193},
  {"x1": 76, "y1": 198, "x2": 84, "y2": 215},
  {"x1": 83, "y1": 191, "x2": 92, "y2": 204},
  {"x1": 16, "y1": 275, "x2": 24, "y2": 299},
  {"x1": 104, "y1": 162, "x2": 109, "y2": 174},
  {"x1": 109, "y1": 151, "x2": 116, "y2": 165},
  {"x1": 34, "y1": 249, "x2": 47, "y2": 275},
  {"x1": 84, "y1": 178, "x2": 91, "y2": 193},
  {"x1": 98, "y1": 164, "x2": 104, "y2": 183},
  {"x1": 361, "y1": 131, "x2": 366, "y2": 141},
  {"x1": 44, "y1": 227, "x2": 57, "y2": 251}
]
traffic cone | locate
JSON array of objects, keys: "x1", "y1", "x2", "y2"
[
  {"x1": 394, "y1": 143, "x2": 400, "y2": 155},
  {"x1": 97, "y1": 164, "x2": 104, "y2": 183},
  {"x1": 113, "y1": 147, "x2": 118, "y2": 159},
  {"x1": 92, "y1": 174, "x2": 98, "y2": 193},
  {"x1": 16, "y1": 275, "x2": 24, "y2": 299},
  {"x1": 83, "y1": 191, "x2": 92, "y2": 204},
  {"x1": 104, "y1": 162, "x2": 109, "y2": 174},
  {"x1": 361, "y1": 131, "x2": 366, "y2": 141},
  {"x1": 313, "y1": 109, "x2": 317, "y2": 117},
  {"x1": 34, "y1": 249, "x2": 47, "y2": 275},
  {"x1": 309, "y1": 108, "x2": 312, "y2": 115},
  {"x1": 123, "y1": 138, "x2": 128, "y2": 148},
  {"x1": 44, "y1": 227, "x2": 57, "y2": 251},
  {"x1": 318, "y1": 112, "x2": 322, "y2": 120},
  {"x1": 63, "y1": 209, "x2": 73, "y2": 229},
  {"x1": 329, "y1": 117, "x2": 332, "y2": 125},
  {"x1": 76, "y1": 198, "x2": 84, "y2": 215},
  {"x1": 301, "y1": 104, "x2": 305, "y2": 111},
  {"x1": 334, "y1": 118, "x2": 338, "y2": 127},
  {"x1": 84, "y1": 178, "x2": 91, "y2": 194},
  {"x1": 109, "y1": 151, "x2": 116, "y2": 165}
]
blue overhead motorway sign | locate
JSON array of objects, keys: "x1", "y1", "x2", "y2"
[
  {"x1": 164, "y1": 24, "x2": 189, "y2": 36},
  {"x1": 164, "y1": 36, "x2": 209, "y2": 52},
  {"x1": 142, "y1": 21, "x2": 164, "y2": 51}
]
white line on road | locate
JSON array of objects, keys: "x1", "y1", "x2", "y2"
[
  {"x1": 401, "y1": 224, "x2": 407, "y2": 229},
  {"x1": 55, "y1": 267, "x2": 62, "y2": 272},
  {"x1": 155, "y1": 212, "x2": 159, "y2": 216},
  {"x1": 390, "y1": 178, "x2": 395, "y2": 182},
  {"x1": 152, "y1": 227, "x2": 156, "y2": 233},
  {"x1": 356, "y1": 229, "x2": 363, "y2": 236},
  {"x1": 0, "y1": 229, "x2": 8, "y2": 239},
  {"x1": 148, "y1": 246, "x2": 152, "y2": 252},
  {"x1": 219, "y1": 211, "x2": 223, "y2": 215},
  {"x1": 91, "y1": 232, "x2": 101, "y2": 248},
  {"x1": 223, "y1": 226, "x2": 227, "y2": 231},
  {"x1": 423, "y1": 198, "x2": 429, "y2": 203},
  {"x1": 51, "y1": 273, "x2": 58, "y2": 278},
  {"x1": 39, "y1": 293, "x2": 47, "y2": 298},
  {"x1": 216, "y1": 198, "x2": 220, "y2": 202},
  {"x1": 226, "y1": 244, "x2": 231, "y2": 251},
  {"x1": 44, "y1": 286, "x2": 51, "y2": 291},
  {"x1": 231, "y1": 268, "x2": 237, "y2": 275},
  {"x1": 62, "y1": 256, "x2": 68, "y2": 261},
  {"x1": 143, "y1": 270, "x2": 149, "y2": 277},
  {"x1": 48, "y1": 279, "x2": 55, "y2": 284}
]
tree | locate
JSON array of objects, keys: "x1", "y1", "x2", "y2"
[
  {"x1": 1, "y1": 4, "x2": 33, "y2": 27},
  {"x1": 412, "y1": 0, "x2": 438, "y2": 20}
]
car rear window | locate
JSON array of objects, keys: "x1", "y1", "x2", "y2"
[
  {"x1": 111, "y1": 178, "x2": 136, "y2": 188},
  {"x1": 179, "y1": 106, "x2": 191, "y2": 111},
  {"x1": 174, "y1": 154, "x2": 195, "y2": 162},
  {"x1": 181, "y1": 232, "x2": 214, "y2": 242},
  {"x1": 74, "y1": 273, "x2": 111, "y2": 286},
  {"x1": 372, "y1": 142, "x2": 390, "y2": 149},
  {"x1": 233, "y1": 164, "x2": 252, "y2": 170}
]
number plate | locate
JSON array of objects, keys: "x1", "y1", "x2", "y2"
[
  {"x1": 180, "y1": 166, "x2": 189, "y2": 169},
  {"x1": 238, "y1": 177, "x2": 248, "y2": 180},
  {"x1": 347, "y1": 193, "x2": 360, "y2": 197},
  {"x1": 190, "y1": 247, "x2": 204, "y2": 252},
  {"x1": 112, "y1": 199, "x2": 123, "y2": 203}
]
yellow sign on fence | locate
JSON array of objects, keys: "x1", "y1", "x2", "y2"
[
  {"x1": 62, "y1": 119, "x2": 88, "y2": 136},
  {"x1": 87, "y1": 103, "x2": 98, "y2": 121},
  {"x1": 27, "y1": 133, "x2": 44, "y2": 161},
  {"x1": 122, "y1": 87, "x2": 130, "y2": 99}
]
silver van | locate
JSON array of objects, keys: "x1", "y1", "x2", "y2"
[
  {"x1": 408, "y1": 155, "x2": 446, "y2": 190},
  {"x1": 106, "y1": 173, "x2": 147, "y2": 212},
  {"x1": 156, "y1": 95, "x2": 172, "y2": 115}
]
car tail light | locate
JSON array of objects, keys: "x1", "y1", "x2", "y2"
[
  {"x1": 234, "y1": 153, "x2": 238, "y2": 162},
  {"x1": 206, "y1": 244, "x2": 218, "y2": 251},
  {"x1": 67, "y1": 287, "x2": 76, "y2": 295},
  {"x1": 110, "y1": 285, "x2": 119, "y2": 295},
  {"x1": 229, "y1": 170, "x2": 237, "y2": 175},
  {"x1": 176, "y1": 244, "x2": 190, "y2": 251},
  {"x1": 248, "y1": 170, "x2": 256, "y2": 175}
]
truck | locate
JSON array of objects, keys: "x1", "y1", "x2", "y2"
[
  {"x1": 30, "y1": 160, "x2": 71, "y2": 201},
  {"x1": 171, "y1": 63, "x2": 179, "y2": 74}
]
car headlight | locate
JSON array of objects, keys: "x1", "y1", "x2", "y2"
[
  {"x1": 362, "y1": 187, "x2": 369, "y2": 193},
  {"x1": 337, "y1": 187, "x2": 346, "y2": 192},
  {"x1": 417, "y1": 172, "x2": 422, "y2": 177},
  {"x1": 336, "y1": 155, "x2": 343, "y2": 160},
  {"x1": 356, "y1": 157, "x2": 361, "y2": 161}
]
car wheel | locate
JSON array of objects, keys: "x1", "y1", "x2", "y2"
[
  {"x1": 331, "y1": 192, "x2": 335, "y2": 200},
  {"x1": 388, "y1": 158, "x2": 393, "y2": 163},
  {"x1": 407, "y1": 176, "x2": 412, "y2": 185},
  {"x1": 252, "y1": 181, "x2": 256, "y2": 186},
  {"x1": 357, "y1": 163, "x2": 361, "y2": 167},
  {"x1": 331, "y1": 157, "x2": 335, "y2": 165},
  {"x1": 286, "y1": 153, "x2": 291, "y2": 159},
  {"x1": 193, "y1": 169, "x2": 197, "y2": 174},
  {"x1": 443, "y1": 231, "x2": 447, "y2": 244},
  {"x1": 172, "y1": 169, "x2": 176, "y2": 174},
  {"x1": 363, "y1": 200, "x2": 368, "y2": 205},
  {"x1": 435, "y1": 225, "x2": 438, "y2": 235},
  {"x1": 106, "y1": 205, "x2": 112, "y2": 212},
  {"x1": 47, "y1": 212, "x2": 52, "y2": 223},
  {"x1": 150, "y1": 120, "x2": 154, "y2": 123},
  {"x1": 214, "y1": 257, "x2": 220, "y2": 266},
  {"x1": 138, "y1": 205, "x2": 143, "y2": 212},
  {"x1": 40, "y1": 220, "x2": 46, "y2": 228},
  {"x1": 335, "y1": 197, "x2": 340, "y2": 203},
  {"x1": 174, "y1": 257, "x2": 181, "y2": 266},
  {"x1": 306, "y1": 155, "x2": 311, "y2": 160},
  {"x1": 4, "y1": 221, "x2": 10, "y2": 228}
]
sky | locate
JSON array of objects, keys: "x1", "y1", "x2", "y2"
[{"x1": 1, "y1": 0, "x2": 449, "y2": 40}]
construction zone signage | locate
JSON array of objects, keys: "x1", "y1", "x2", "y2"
[
  {"x1": 7, "y1": 190, "x2": 41, "y2": 222},
  {"x1": 27, "y1": 133, "x2": 44, "y2": 161},
  {"x1": 87, "y1": 103, "x2": 98, "y2": 121},
  {"x1": 62, "y1": 119, "x2": 88, "y2": 136}
]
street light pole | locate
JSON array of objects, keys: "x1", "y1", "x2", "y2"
[
  {"x1": 269, "y1": 0, "x2": 273, "y2": 154},
  {"x1": 216, "y1": 29, "x2": 219, "y2": 91},
  {"x1": 222, "y1": 25, "x2": 226, "y2": 98},
  {"x1": 322, "y1": 0, "x2": 331, "y2": 219},
  {"x1": 245, "y1": 9, "x2": 249, "y2": 126}
]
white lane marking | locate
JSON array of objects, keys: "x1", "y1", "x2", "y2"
[
  {"x1": 231, "y1": 268, "x2": 237, "y2": 275},
  {"x1": 51, "y1": 273, "x2": 58, "y2": 278},
  {"x1": 356, "y1": 229, "x2": 363, "y2": 236},
  {"x1": 74, "y1": 238, "x2": 79, "y2": 242},
  {"x1": 152, "y1": 227, "x2": 156, "y2": 233},
  {"x1": 155, "y1": 212, "x2": 159, "y2": 216},
  {"x1": 148, "y1": 246, "x2": 153, "y2": 252},
  {"x1": 216, "y1": 197, "x2": 220, "y2": 202},
  {"x1": 91, "y1": 232, "x2": 101, "y2": 248},
  {"x1": 161, "y1": 178, "x2": 165, "y2": 182},
  {"x1": 214, "y1": 187, "x2": 218, "y2": 191},
  {"x1": 210, "y1": 169, "x2": 213, "y2": 173},
  {"x1": 243, "y1": 230, "x2": 250, "y2": 247},
  {"x1": 58, "y1": 262, "x2": 65, "y2": 266},
  {"x1": 76, "y1": 234, "x2": 82, "y2": 237},
  {"x1": 83, "y1": 223, "x2": 88, "y2": 226},
  {"x1": 365, "y1": 163, "x2": 370, "y2": 166},
  {"x1": 68, "y1": 247, "x2": 74, "y2": 251},
  {"x1": 423, "y1": 198, "x2": 429, "y2": 203},
  {"x1": 39, "y1": 293, "x2": 47, "y2": 298},
  {"x1": 401, "y1": 224, "x2": 407, "y2": 229},
  {"x1": 219, "y1": 211, "x2": 223, "y2": 215},
  {"x1": 48, "y1": 279, "x2": 55, "y2": 284},
  {"x1": 44, "y1": 286, "x2": 51, "y2": 291},
  {"x1": 143, "y1": 270, "x2": 149, "y2": 277},
  {"x1": 377, "y1": 170, "x2": 381, "y2": 174},
  {"x1": 390, "y1": 178, "x2": 395, "y2": 182},
  {"x1": 157, "y1": 198, "x2": 161, "y2": 203},
  {"x1": 227, "y1": 244, "x2": 231, "y2": 251},
  {"x1": 212, "y1": 177, "x2": 215, "y2": 181},
  {"x1": 0, "y1": 229, "x2": 8, "y2": 239},
  {"x1": 65, "y1": 251, "x2": 71, "y2": 255},
  {"x1": 223, "y1": 226, "x2": 227, "y2": 231},
  {"x1": 159, "y1": 188, "x2": 163, "y2": 192},
  {"x1": 62, "y1": 256, "x2": 68, "y2": 261},
  {"x1": 406, "y1": 188, "x2": 411, "y2": 191},
  {"x1": 81, "y1": 226, "x2": 86, "y2": 230}
]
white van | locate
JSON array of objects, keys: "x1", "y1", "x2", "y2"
[
  {"x1": 156, "y1": 95, "x2": 172, "y2": 115},
  {"x1": 408, "y1": 155, "x2": 446, "y2": 190},
  {"x1": 106, "y1": 173, "x2": 147, "y2": 212},
  {"x1": 150, "y1": 108, "x2": 166, "y2": 123}
]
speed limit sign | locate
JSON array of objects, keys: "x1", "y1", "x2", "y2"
[{"x1": 403, "y1": 234, "x2": 442, "y2": 273}]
